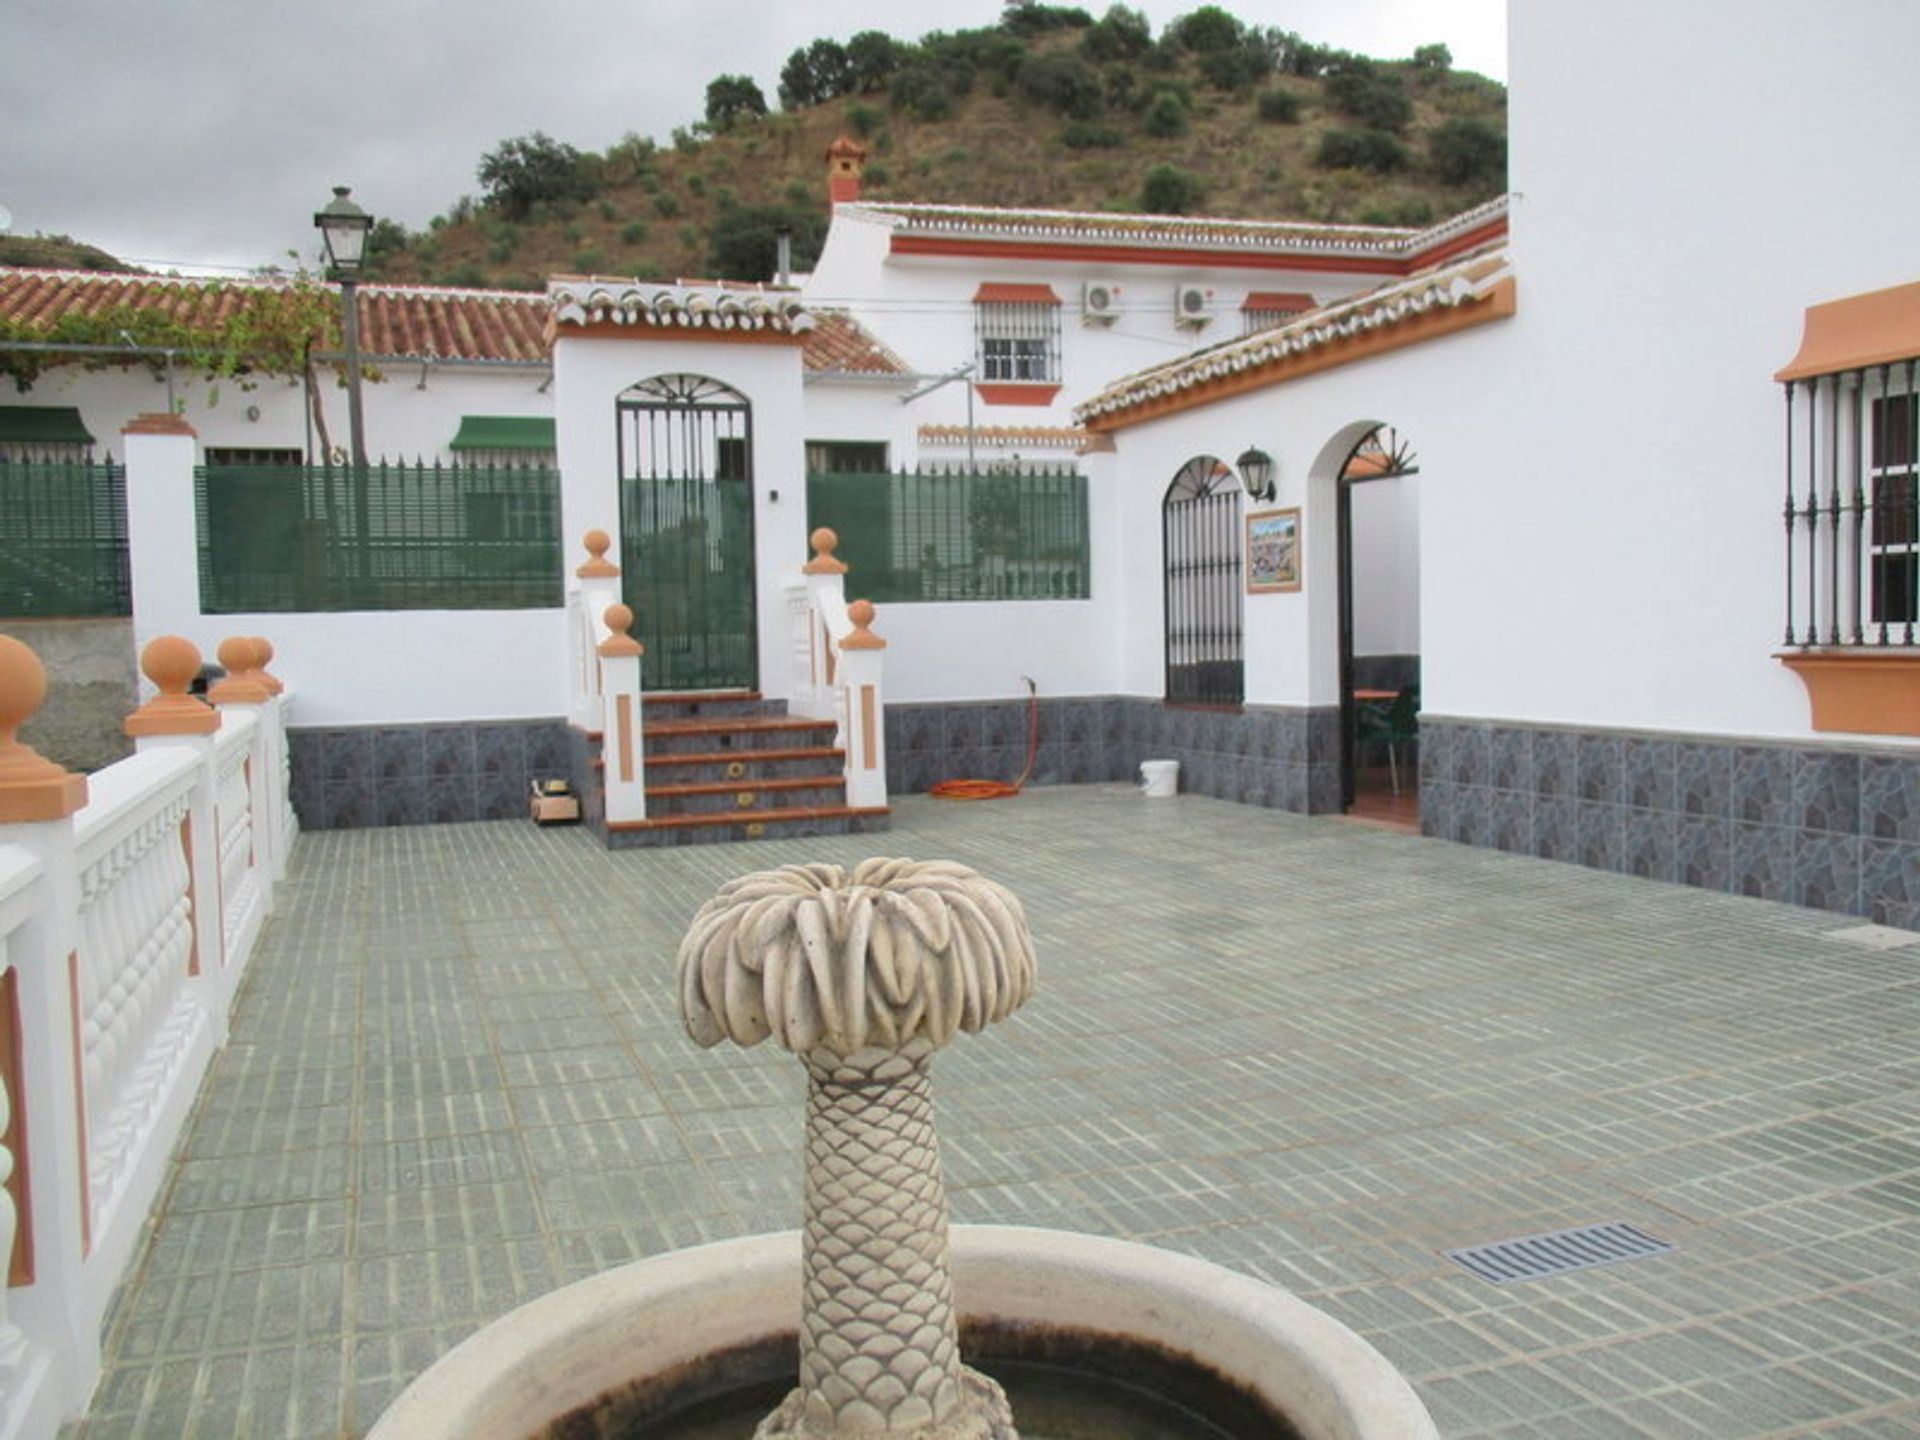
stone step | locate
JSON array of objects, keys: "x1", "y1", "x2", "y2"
[
  {"x1": 643, "y1": 715, "x2": 839, "y2": 758},
  {"x1": 641, "y1": 689, "x2": 786, "y2": 722},
  {"x1": 606, "y1": 804, "x2": 889, "y2": 849},
  {"x1": 646, "y1": 775, "x2": 849, "y2": 817},
  {"x1": 643, "y1": 746, "x2": 847, "y2": 786}
]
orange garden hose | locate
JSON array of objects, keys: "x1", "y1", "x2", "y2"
[{"x1": 930, "y1": 677, "x2": 1039, "y2": 801}]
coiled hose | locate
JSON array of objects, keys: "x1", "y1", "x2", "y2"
[{"x1": 929, "y1": 677, "x2": 1038, "y2": 801}]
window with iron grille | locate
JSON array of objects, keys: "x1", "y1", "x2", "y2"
[
  {"x1": 1871, "y1": 392, "x2": 1918, "y2": 625},
  {"x1": 975, "y1": 291, "x2": 1062, "y2": 384},
  {"x1": 1782, "y1": 361, "x2": 1920, "y2": 646}
]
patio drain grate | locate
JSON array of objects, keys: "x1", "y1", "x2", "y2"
[{"x1": 1445, "y1": 1222, "x2": 1674, "y2": 1284}]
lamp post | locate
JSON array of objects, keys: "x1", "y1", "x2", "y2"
[{"x1": 314, "y1": 185, "x2": 372, "y2": 469}]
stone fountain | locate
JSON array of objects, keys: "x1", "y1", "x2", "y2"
[{"x1": 372, "y1": 859, "x2": 1437, "y2": 1440}]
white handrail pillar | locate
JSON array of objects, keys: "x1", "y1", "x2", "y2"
[
  {"x1": 571, "y1": 530, "x2": 623, "y2": 732},
  {"x1": 248, "y1": 637, "x2": 293, "y2": 879},
  {"x1": 597, "y1": 605, "x2": 648, "y2": 826},
  {"x1": 798, "y1": 528, "x2": 849, "y2": 722},
  {"x1": 126, "y1": 637, "x2": 226, "y2": 1011},
  {"x1": 0, "y1": 636, "x2": 98, "y2": 1430},
  {"x1": 208, "y1": 639, "x2": 277, "y2": 922},
  {"x1": 120, "y1": 413, "x2": 202, "y2": 645},
  {"x1": 838, "y1": 600, "x2": 889, "y2": 810}
]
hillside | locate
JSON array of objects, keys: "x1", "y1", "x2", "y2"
[{"x1": 364, "y1": 5, "x2": 1506, "y2": 292}]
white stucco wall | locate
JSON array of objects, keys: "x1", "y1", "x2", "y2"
[
  {"x1": 551, "y1": 330, "x2": 811, "y2": 703},
  {"x1": 805, "y1": 207, "x2": 1390, "y2": 453},
  {"x1": 7, "y1": 360, "x2": 553, "y2": 464},
  {"x1": 1428, "y1": 0, "x2": 1920, "y2": 742}
]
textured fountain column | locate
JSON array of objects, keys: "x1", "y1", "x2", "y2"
[{"x1": 679, "y1": 858, "x2": 1036, "y2": 1440}]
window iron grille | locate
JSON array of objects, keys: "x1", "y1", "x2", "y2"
[{"x1": 976, "y1": 301, "x2": 1062, "y2": 385}]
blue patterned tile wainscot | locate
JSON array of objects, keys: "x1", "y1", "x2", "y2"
[
  {"x1": 1421, "y1": 717, "x2": 1920, "y2": 924},
  {"x1": 292, "y1": 719, "x2": 570, "y2": 830}
]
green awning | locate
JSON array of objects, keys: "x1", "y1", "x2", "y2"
[
  {"x1": 448, "y1": 415, "x2": 556, "y2": 452},
  {"x1": 0, "y1": 406, "x2": 95, "y2": 445}
]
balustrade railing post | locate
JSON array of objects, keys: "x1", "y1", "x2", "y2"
[
  {"x1": 248, "y1": 637, "x2": 294, "y2": 878},
  {"x1": 0, "y1": 636, "x2": 99, "y2": 1427},
  {"x1": 597, "y1": 605, "x2": 648, "y2": 825},
  {"x1": 126, "y1": 638, "x2": 226, "y2": 1016},
  {"x1": 838, "y1": 601, "x2": 889, "y2": 810},
  {"x1": 571, "y1": 530, "x2": 624, "y2": 732},
  {"x1": 799, "y1": 528, "x2": 849, "y2": 723},
  {"x1": 208, "y1": 639, "x2": 277, "y2": 926}
]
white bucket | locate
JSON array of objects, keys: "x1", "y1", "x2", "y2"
[{"x1": 1139, "y1": 759, "x2": 1179, "y2": 798}]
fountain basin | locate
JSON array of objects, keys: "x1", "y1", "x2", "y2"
[{"x1": 370, "y1": 1226, "x2": 1438, "y2": 1440}]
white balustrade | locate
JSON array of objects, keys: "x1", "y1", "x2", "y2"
[
  {"x1": 72, "y1": 750, "x2": 204, "y2": 1239},
  {"x1": 791, "y1": 530, "x2": 889, "y2": 810},
  {"x1": 213, "y1": 716, "x2": 264, "y2": 962}
]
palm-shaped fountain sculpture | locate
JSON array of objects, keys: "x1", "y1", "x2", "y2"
[{"x1": 679, "y1": 857, "x2": 1037, "y2": 1440}]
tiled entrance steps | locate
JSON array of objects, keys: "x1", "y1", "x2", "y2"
[{"x1": 606, "y1": 691, "x2": 889, "y2": 848}]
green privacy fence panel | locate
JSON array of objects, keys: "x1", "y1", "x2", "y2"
[
  {"x1": 195, "y1": 461, "x2": 562, "y2": 613},
  {"x1": 806, "y1": 466, "x2": 1090, "y2": 603},
  {"x1": 0, "y1": 461, "x2": 131, "y2": 617}
]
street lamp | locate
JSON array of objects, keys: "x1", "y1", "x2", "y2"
[{"x1": 314, "y1": 185, "x2": 372, "y2": 468}]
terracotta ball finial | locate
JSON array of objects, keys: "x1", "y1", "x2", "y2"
[
  {"x1": 578, "y1": 528, "x2": 620, "y2": 579},
  {"x1": 598, "y1": 602, "x2": 645, "y2": 658},
  {"x1": 126, "y1": 636, "x2": 221, "y2": 736},
  {"x1": 843, "y1": 598, "x2": 886, "y2": 650},
  {"x1": 251, "y1": 636, "x2": 285, "y2": 694},
  {"x1": 208, "y1": 635, "x2": 271, "y2": 706},
  {"x1": 804, "y1": 527, "x2": 848, "y2": 575},
  {"x1": 0, "y1": 635, "x2": 88, "y2": 820}
]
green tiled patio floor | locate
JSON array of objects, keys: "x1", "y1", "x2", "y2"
[{"x1": 67, "y1": 788, "x2": 1920, "y2": 1438}]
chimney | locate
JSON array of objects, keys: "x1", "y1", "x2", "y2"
[{"x1": 825, "y1": 136, "x2": 868, "y2": 208}]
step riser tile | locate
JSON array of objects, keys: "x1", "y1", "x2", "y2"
[
  {"x1": 646, "y1": 756, "x2": 845, "y2": 786},
  {"x1": 606, "y1": 812, "x2": 888, "y2": 849},
  {"x1": 645, "y1": 727, "x2": 837, "y2": 757},
  {"x1": 648, "y1": 785, "x2": 847, "y2": 817}
]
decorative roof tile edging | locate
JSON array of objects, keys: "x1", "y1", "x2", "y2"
[
  {"x1": 918, "y1": 424, "x2": 1091, "y2": 451},
  {"x1": 548, "y1": 278, "x2": 813, "y2": 338},
  {"x1": 1077, "y1": 250, "x2": 1516, "y2": 431},
  {"x1": 849, "y1": 195, "x2": 1508, "y2": 270}
]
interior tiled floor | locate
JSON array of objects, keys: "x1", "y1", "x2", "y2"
[{"x1": 66, "y1": 786, "x2": 1920, "y2": 1438}]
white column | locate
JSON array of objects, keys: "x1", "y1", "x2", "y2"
[
  {"x1": 571, "y1": 531, "x2": 624, "y2": 732},
  {"x1": 597, "y1": 604, "x2": 648, "y2": 826},
  {"x1": 120, "y1": 415, "x2": 202, "y2": 645},
  {"x1": 798, "y1": 528, "x2": 849, "y2": 723}
]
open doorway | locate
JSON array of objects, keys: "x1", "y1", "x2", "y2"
[{"x1": 1336, "y1": 426, "x2": 1421, "y2": 828}]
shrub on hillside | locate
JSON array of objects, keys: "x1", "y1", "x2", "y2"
[
  {"x1": 1428, "y1": 116, "x2": 1506, "y2": 187},
  {"x1": 780, "y1": 39, "x2": 854, "y2": 109},
  {"x1": 848, "y1": 31, "x2": 902, "y2": 91},
  {"x1": 1142, "y1": 90, "x2": 1190, "y2": 137},
  {"x1": 1080, "y1": 4, "x2": 1152, "y2": 61},
  {"x1": 1062, "y1": 120, "x2": 1124, "y2": 149},
  {"x1": 1325, "y1": 64, "x2": 1413, "y2": 134},
  {"x1": 1256, "y1": 87, "x2": 1300, "y2": 122},
  {"x1": 704, "y1": 74, "x2": 767, "y2": 132},
  {"x1": 1169, "y1": 5, "x2": 1242, "y2": 52},
  {"x1": 1018, "y1": 53, "x2": 1106, "y2": 118},
  {"x1": 1315, "y1": 128, "x2": 1408, "y2": 174},
  {"x1": 891, "y1": 63, "x2": 956, "y2": 120},
  {"x1": 1139, "y1": 163, "x2": 1205, "y2": 213},
  {"x1": 1001, "y1": 3, "x2": 1094, "y2": 37},
  {"x1": 845, "y1": 102, "x2": 883, "y2": 138}
]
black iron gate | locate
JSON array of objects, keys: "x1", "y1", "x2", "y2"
[
  {"x1": 616, "y1": 374, "x2": 756, "y2": 691},
  {"x1": 1163, "y1": 456, "x2": 1244, "y2": 704}
]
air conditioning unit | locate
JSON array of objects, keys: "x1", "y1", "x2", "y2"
[
  {"x1": 1081, "y1": 279, "x2": 1124, "y2": 324},
  {"x1": 1174, "y1": 283, "x2": 1216, "y2": 328}
]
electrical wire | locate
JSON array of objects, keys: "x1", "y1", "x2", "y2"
[{"x1": 930, "y1": 676, "x2": 1039, "y2": 801}]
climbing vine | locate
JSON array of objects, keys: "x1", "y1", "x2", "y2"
[{"x1": 0, "y1": 277, "x2": 345, "y2": 401}]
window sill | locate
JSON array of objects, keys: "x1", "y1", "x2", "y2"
[
  {"x1": 974, "y1": 383, "x2": 1062, "y2": 407},
  {"x1": 1777, "y1": 648, "x2": 1920, "y2": 737}
]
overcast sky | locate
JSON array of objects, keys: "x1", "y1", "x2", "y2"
[{"x1": 1, "y1": 0, "x2": 1505, "y2": 276}]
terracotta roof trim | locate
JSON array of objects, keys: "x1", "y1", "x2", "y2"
[
  {"x1": 1075, "y1": 249, "x2": 1515, "y2": 424},
  {"x1": 845, "y1": 195, "x2": 1508, "y2": 261},
  {"x1": 918, "y1": 424, "x2": 1090, "y2": 449},
  {"x1": 803, "y1": 309, "x2": 914, "y2": 377},
  {"x1": 549, "y1": 278, "x2": 813, "y2": 334}
]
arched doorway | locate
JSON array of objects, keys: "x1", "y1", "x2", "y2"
[
  {"x1": 1163, "y1": 455, "x2": 1243, "y2": 705},
  {"x1": 616, "y1": 374, "x2": 756, "y2": 691},
  {"x1": 1336, "y1": 425, "x2": 1421, "y2": 816}
]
